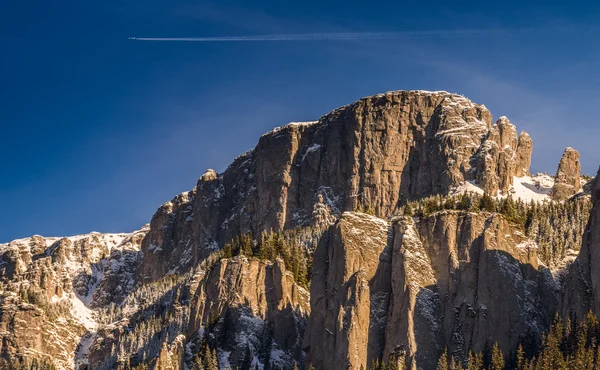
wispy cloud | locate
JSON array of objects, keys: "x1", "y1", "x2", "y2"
[{"x1": 129, "y1": 28, "x2": 537, "y2": 42}]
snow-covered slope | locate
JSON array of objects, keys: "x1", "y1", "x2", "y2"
[
  {"x1": 508, "y1": 174, "x2": 555, "y2": 202},
  {"x1": 452, "y1": 174, "x2": 561, "y2": 203},
  {"x1": 0, "y1": 227, "x2": 148, "y2": 370}
]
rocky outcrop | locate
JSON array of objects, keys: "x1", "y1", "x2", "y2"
[
  {"x1": 187, "y1": 257, "x2": 310, "y2": 369},
  {"x1": 475, "y1": 117, "x2": 532, "y2": 195},
  {"x1": 385, "y1": 212, "x2": 556, "y2": 369},
  {"x1": 304, "y1": 212, "x2": 391, "y2": 370},
  {"x1": 0, "y1": 230, "x2": 146, "y2": 368},
  {"x1": 515, "y1": 132, "x2": 533, "y2": 177},
  {"x1": 155, "y1": 335, "x2": 185, "y2": 370},
  {"x1": 84, "y1": 256, "x2": 310, "y2": 370},
  {"x1": 551, "y1": 147, "x2": 582, "y2": 201},
  {"x1": 305, "y1": 211, "x2": 558, "y2": 370},
  {"x1": 137, "y1": 191, "x2": 196, "y2": 283},
  {"x1": 0, "y1": 296, "x2": 85, "y2": 369},
  {"x1": 135, "y1": 91, "x2": 534, "y2": 284}
]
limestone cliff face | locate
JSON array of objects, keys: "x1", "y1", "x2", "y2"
[
  {"x1": 551, "y1": 147, "x2": 582, "y2": 201},
  {"x1": 561, "y1": 170, "x2": 600, "y2": 320},
  {"x1": 304, "y1": 212, "x2": 392, "y2": 370},
  {"x1": 515, "y1": 132, "x2": 533, "y2": 177},
  {"x1": 305, "y1": 211, "x2": 557, "y2": 370},
  {"x1": 475, "y1": 117, "x2": 533, "y2": 195},
  {"x1": 385, "y1": 213, "x2": 556, "y2": 369},
  {"x1": 137, "y1": 190, "x2": 197, "y2": 283},
  {"x1": 84, "y1": 256, "x2": 309, "y2": 370},
  {"x1": 187, "y1": 257, "x2": 310, "y2": 369},
  {"x1": 0, "y1": 90, "x2": 556, "y2": 370},
  {"x1": 135, "y1": 91, "x2": 533, "y2": 285}
]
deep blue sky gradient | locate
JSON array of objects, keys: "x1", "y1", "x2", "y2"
[{"x1": 2, "y1": 1, "x2": 600, "y2": 241}]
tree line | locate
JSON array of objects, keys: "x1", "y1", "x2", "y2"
[
  {"x1": 402, "y1": 192, "x2": 591, "y2": 267},
  {"x1": 219, "y1": 229, "x2": 312, "y2": 288},
  {"x1": 431, "y1": 312, "x2": 600, "y2": 370}
]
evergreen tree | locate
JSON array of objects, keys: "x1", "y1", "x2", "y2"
[
  {"x1": 403, "y1": 203, "x2": 414, "y2": 216},
  {"x1": 437, "y1": 348, "x2": 449, "y2": 370},
  {"x1": 467, "y1": 352, "x2": 483, "y2": 370},
  {"x1": 490, "y1": 343, "x2": 504, "y2": 370},
  {"x1": 516, "y1": 344, "x2": 525, "y2": 370},
  {"x1": 479, "y1": 193, "x2": 496, "y2": 212}
]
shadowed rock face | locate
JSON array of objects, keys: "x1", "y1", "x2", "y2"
[
  {"x1": 305, "y1": 211, "x2": 558, "y2": 370},
  {"x1": 562, "y1": 169, "x2": 600, "y2": 320},
  {"x1": 551, "y1": 147, "x2": 582, "y2": 201},
  {"x1": 86, "y1": 256, "x2": 310, "y2": 370}
]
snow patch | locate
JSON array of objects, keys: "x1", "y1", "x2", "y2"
[
  {"x1": 451, "y1": 174, "x2": 555, "y2": 203},
  {"x1": 451, "y1": 181, "x2": 485, "y2": 196},
  {"x1": 70, "y1": 293, "x2": 97, "y2": 331},
  {"x1": 301, "y1": 143, "x2": 321, "y2": 161},
  {"x1": 509, "y1": 175, "x2": 554, "y2": 203},
  {"x1": 217, "y1": 350, "x2": 231, "y2": 370},
  {"x1": 75, "y1": 332, "x2": 96, "y2": 369}
]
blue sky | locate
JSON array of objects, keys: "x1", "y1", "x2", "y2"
[{"x1": 2, "y1": 1, "x2": 600, "y2": 241}]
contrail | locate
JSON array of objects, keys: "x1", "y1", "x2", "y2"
[{"x1": 128, "y1": 28, "x2": 537, "y2": 42}]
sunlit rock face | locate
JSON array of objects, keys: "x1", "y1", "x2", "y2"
[
  {"x1": 551, "y1": 147, "x2": 582, "y2": 201},
  {"x1": 304, "y1": 211, "x2": 556, "y2": 370},
  {"x1": 11, "y1": 90, "x2": 599, "y2": 370}
]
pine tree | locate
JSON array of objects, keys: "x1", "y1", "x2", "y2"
[
  {"x1": 516, "y1": 344, "x2": 525, "y2": 370},
  {"x1": 403, "y1": 203, "x2": 414, "y2": 216},
  {"x1": 193, "y1": 354, "x2": 203, "y2": 370},
  {"x1": 258, "y1": 231, "x2": 275, "y2": 260},
  {"x1": 437, "y1": 348, "x2": 449, "y2": 370},
  {"x1": 241, "y1": 233, "x2": 254, "y2": 256},
  {"x1": 479, "y1": 193, "x2": 496, "y2": 212},
  {"x1": 450, "y1": 357, "x2": 463, "y2": 370},
  {"x1": 490, "y1": 343, "x2": 504, "y2": 370},
  {"x1": 209, "y1": 349, "x2": 218, "y2": 370},
  {"x1": 467, "y1": 352, "x2": 483, "y2": 370}
]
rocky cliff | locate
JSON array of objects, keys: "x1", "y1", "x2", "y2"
[
  {"x1": 305, "y1": 211, "x2": 557, "y2": 370},
  {"x1": 304, "y1": 212, "x2": 392, "y2": 370},
  {"x1": 134, "y1": 91, "x2": 536, "y2": 286},
  {"x1": 85, "y1": 256, "x2": 309, "y2": 370},
  {"x1": 562, "y1": 169, "x2": 600, "y2": 320},
  {"x1": 0, "y1": 90, "x2": 595, "y2": 370},
  {"x1": 0, "y1": 229, "x2": 147, "y2": 369},
  {"x1": 551, "y1": 147, "x2": 582, "y2": 201}
]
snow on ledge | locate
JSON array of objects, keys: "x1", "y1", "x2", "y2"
[{"x1": 261, "y1": 121, "x2": 319, "y2": 138}]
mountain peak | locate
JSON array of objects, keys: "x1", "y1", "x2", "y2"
[{"x1": 2, "y1": 90, "x2": 594, "y2": 370}]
